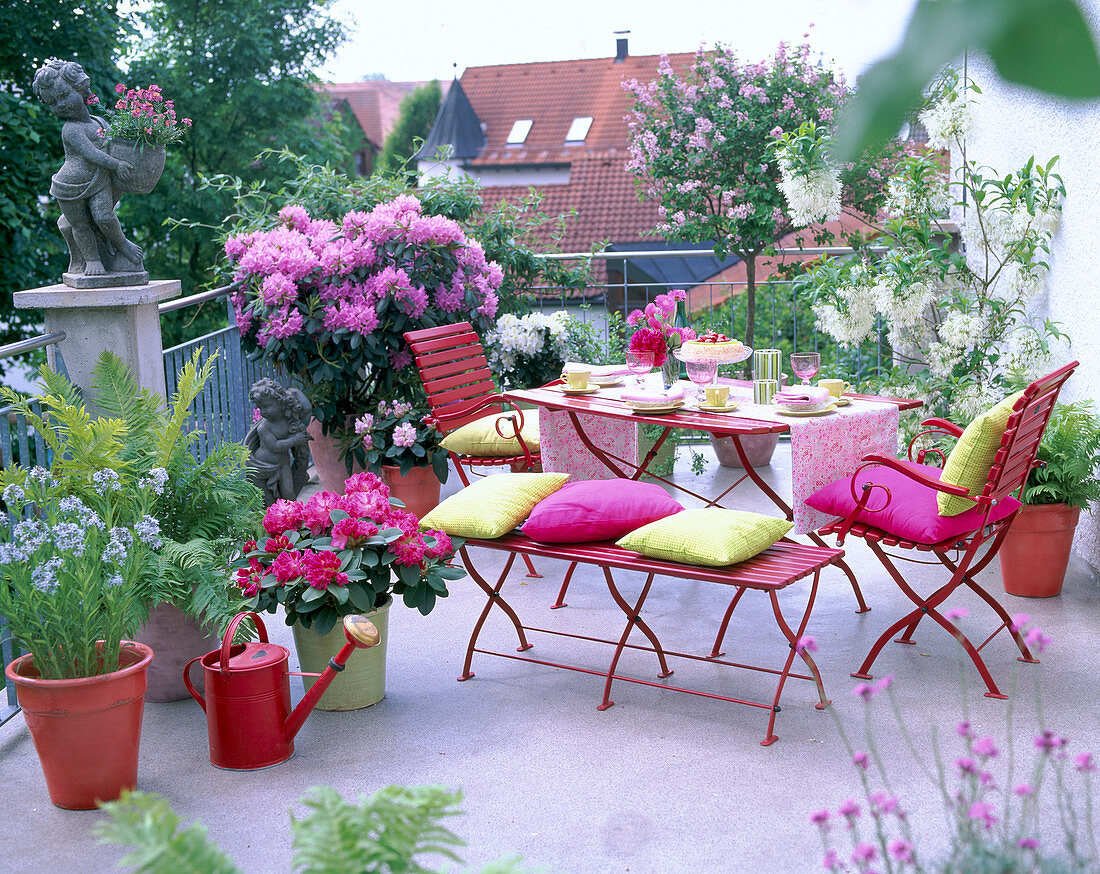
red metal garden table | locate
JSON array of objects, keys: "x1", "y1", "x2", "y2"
[{"x1": 506, "y1": 378, "x2": 924, "y2": 612}]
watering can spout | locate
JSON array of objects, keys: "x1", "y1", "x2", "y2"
[{"x1": 284, "y1": 615, "x2": 380, "y2": 741}]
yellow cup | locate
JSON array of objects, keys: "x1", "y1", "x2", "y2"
[
  {"x1": 818, "y1": 379, "x2": 852, "y2": 398},
  {"x1": 565, "y1": 369, "x2": 590, "y2": 390},
  {"x1": 705, "y1": 385, "x2": 730, "y2": 407}
]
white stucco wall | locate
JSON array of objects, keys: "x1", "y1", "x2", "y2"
[{"x1": 963, "y1": 0, "x2": 1100, "y2": 566}]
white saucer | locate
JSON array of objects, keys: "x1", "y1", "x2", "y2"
[
  {"x1": 775, "y1": 403, "x2": 838, "y2": 417},
  {"x1": 834, "y1": 397, "x2": 851, "y2": 407},
  {"x1": 589, "y1": 377, "x2": 623, "y2": 388},
  {"x1": 628, "y1": 400, "x2": 685, "y2": 414},
  {"x1": 697, "y1": 402, "x2": 740, "y2": 413},
  {"x1": 561, "y1": 385, "x2": 600, "y2": 395}
]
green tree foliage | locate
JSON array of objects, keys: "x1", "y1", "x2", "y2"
[
  {"x1": 0, "y1": 0, "x2": 128, "y2": 367},
  {"x1": 117, "y1": 0, "x2": 351, "y2": 347},
  {"x1": 379, "y1": 80, "x2": 442, "y2": 178},
  {"x1": 836, "y1": 0, "x2": 1100, "y2": 160}
]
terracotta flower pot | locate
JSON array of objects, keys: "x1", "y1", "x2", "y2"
[
  {"x1": 381, "y1": 464, "x2": 442, "y2": 520},
  {"x1": 6, "y1": 641, "x2": 153, "y2": 809},
  {"x1": 134, "y1": 603, "x2": 219, "y2": 702},
  {"x1": 307, "y1": 419, "x2": 364, "y2": 492},
  {"x1": 292, "y1": 600, "x2": 390, "y2": 710},
  {"x1": 999, "y1": 503, "x2": 1081, "y2": 598},
  {"x1": 710, "y1": 433, "x2": 780, "y2": 468}
]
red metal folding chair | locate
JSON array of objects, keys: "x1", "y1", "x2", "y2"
[
  {"x1": 817, "y1": 362, "x2": 1077, "y2": 698},
  {"x1": 404, "y1": 321, "x2": 543, "y2": 577},
  {"x1": 404, "y1": 322, "x2": 541, "y2": 486}
]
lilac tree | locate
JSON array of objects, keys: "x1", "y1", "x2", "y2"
[{"x1": 624, "y1": 42, "x2": 895, "y2": 354}]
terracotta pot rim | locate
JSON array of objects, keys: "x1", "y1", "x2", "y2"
[{"x1": 5, "y1": 640, "x2": 154, "y2": 687}]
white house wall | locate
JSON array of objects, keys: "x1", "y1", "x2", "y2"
[{"x1": 964, "y1": 0, "x2": 1100, "y2": 569}]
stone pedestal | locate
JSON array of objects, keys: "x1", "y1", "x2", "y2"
[{"x1": 13, "y1": 280, "x2": 181, "y2": 402}]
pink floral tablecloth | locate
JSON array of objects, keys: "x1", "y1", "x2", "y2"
[
  {"x1": 724, "y1": 386, "x2": 900, "y2": 534},
  {"x1": 537, "y1": 381, "x2": 901, "y2": 535},
  {"x1": 540, "y1": 409, "x2": 637, "y2": 481}
]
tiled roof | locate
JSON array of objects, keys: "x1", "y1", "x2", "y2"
[
  {"x1": 462, "y1": 52, "x2": 696, "y2": 167},
  {"x1": 477, "y1": 150, "x2": 661, "y2": 255},
  {"x1": 324, "y1": 80, "x2": 443, "y2": 148},
  {"x1": 415, "y1": 78, "x2": 484, "y2": 161}
]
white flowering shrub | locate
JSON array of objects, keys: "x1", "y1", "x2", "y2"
[
  {"x1": 780, "y1": 72, "x2": 1068, "y2": 428},
  {"x1": 485, "y1": 310, "x2": 571, "y2": 390}
]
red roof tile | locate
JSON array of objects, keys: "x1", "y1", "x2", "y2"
[
  {"x1": 462, "y1": 53, "x2": 696, "y2": 167},
  {"x1": 324, "y1": 80, "x2": 445, "y2": 148}
]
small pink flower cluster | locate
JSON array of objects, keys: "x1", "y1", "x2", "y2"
[
  {"x1": 106, "y1": 82, "x2": 191, "y2": 147},
  {"x1": 626, "y1": 289, "x2": 697, "y2": 366}
]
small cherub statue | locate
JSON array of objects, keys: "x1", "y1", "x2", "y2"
[
  {"x1": 245, "y1": 379, "x2": 312, "y2": 506},
  {"x1": 32, "y1": 59, "x2": 145, "y2": 286}
]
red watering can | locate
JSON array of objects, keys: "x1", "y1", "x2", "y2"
[{"x1": 184, "y1": 611, "x2": 380, "y2": 770}]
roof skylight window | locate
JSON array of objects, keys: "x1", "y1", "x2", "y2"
[
  {"x1": 565, "y1": 116, "x2": 593, "y2": 142},
  {"x1": 506, "y1": 119, "x2": 533, "y2": 144}
]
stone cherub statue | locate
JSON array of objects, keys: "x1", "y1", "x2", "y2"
[
  {"x1": 32, "y1": 59, "x2": 146, "y2": 288},
  {"x1": 245, "y1": 379, "x2": 312, "y2": 507}
]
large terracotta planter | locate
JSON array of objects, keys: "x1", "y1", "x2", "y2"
[
  {"x1": 710, "y1": 433, "x2": 780, "y2": 468},
  {"x1": 381, "y1": 464, "x2": 442, "y2": 520},
  {"x1": 307, "y1": 419, "x2": 364, "y2": 492},
  {"x1": 6, "y1": 641, "x2": 153, "y2": 809},
  {"x1": 134, "y1": 603, "x2": 219, "y2": 702},
  {"x1": 999, "y1": 503, "x2": 1081, "y2": 598},
  {"x1": 292, "y1": 599, "x2": 390, "y2": 710}
]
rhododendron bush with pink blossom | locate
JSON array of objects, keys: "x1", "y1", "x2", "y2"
[
  {"x1": 623, "y1": 40, "x2": 897, "y2": 354},
  {"x1": 233, "y1": 472, "x2": 463, "y2": 631},
  {"x1": 224, "y1": 195, "x2": 503, "y2": 440}
]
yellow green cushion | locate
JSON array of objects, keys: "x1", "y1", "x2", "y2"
[
  {"x1": 616, "y1": 509, "x2": 793, "y2": 567},
  {"x1": 418, "y1": 472, "x2": 569, "y2": 539},
  {"x1": 938, "y1": 391, "x2": 1024, "y2": 516},
  {"x1": 440, "y1": 410, "x2": 540, "y2": 458}
]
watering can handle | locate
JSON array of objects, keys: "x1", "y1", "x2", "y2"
[
  {"x1": 219, "y1": 611, "x2": 268, "y2": 675},
  {"x1": 183, "y1": 655, "x2": 206, "y2": 711}
]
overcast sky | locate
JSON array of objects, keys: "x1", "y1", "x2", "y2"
[
  {"x1": 1, "y1": 1, "x2": 924, "y2": 394},
  {"x1": 322, "y1": 0, "x2": 921, "y2": 84}
]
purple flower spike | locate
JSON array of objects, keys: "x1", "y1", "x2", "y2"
[
  {"x1": 956, "y1": 720, "x2": 972, "y2": 739},
  {"x1": 967, "y1": 800, "x2": 997, "y2": 829},
  {"x1": 839, "y1": 798, "x2": 861, "y2": 820},
  {"x1": 1075, "y1": 752, "x2": 1096, "y2": 773},
  {"x1": 888, "y1": 838, "x2": 914, "y2": 863},
  {"x1": 973, "y1": 736, "x2": 1000, "y2": 758},
  {"x1": 795, "y1": 634, "x2": 818, "y2": 653},
  {"x1": 852, "y1": 682, "x2": 876, "y2": 701},
  {"x1": 822, "y1": 848, "x2": 841, "y2": 871},
  {"x1": 1009, "y1": 611, "x2": 1030, "y2": 633},
  {"x1": 1018, "y1": 837, "x2": 1041, "y2": 850},
  {"x1": 852, "y1": 750, "x2": 869, "y2": 770},
  {"x1": 1024, "y1": 627, "x2": 1051, "y2": 653},
  {"x1": 850, "y1": 842, "x2": 877, "y2": 864},
  {"x1": 944, "y1": 606, "x2": 969, "y2": 621},
  {"x1": 809, "y1": 809, "x2": 831, "y2": 829},
  {"x1": 1014, "y1": 783, "x2": 1036, "y2": 797}
]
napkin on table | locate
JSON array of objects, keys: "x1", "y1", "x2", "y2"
[
  {"x1": 773, "y1": 387, "x2": 831, "y2": 403},
  {"x1": 620, "y1": 384, "x2": 685, "y2": 404}
]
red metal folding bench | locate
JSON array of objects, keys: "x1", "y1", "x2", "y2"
[
  {"x1": 817, "y1": 362, "x2": 1077, "y2": 698},
  {"x1": 456, "y1": 533, "x2": 845, "y2": 746}
]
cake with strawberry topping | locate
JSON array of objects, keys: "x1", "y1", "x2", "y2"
[{"x1": 679, "y1": 331, "x2": 746, "y2": 362}]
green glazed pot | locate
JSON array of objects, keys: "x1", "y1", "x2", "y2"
[{"x1": 292, "y1": 598, "x2": 390, "y2": 710}]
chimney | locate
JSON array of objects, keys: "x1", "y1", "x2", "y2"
[{"x1": 614, "y1": 31, "x2": 629, "y2": 63}]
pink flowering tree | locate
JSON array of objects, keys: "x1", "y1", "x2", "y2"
[
  {"x1": 623, "y1": 42, "x2": 896, "y2": 356},
  {"x1": 225, "y1": 195, "x2": 503, "y2": 443},
  {"x1": 234, "y1": 471, "x2": 462, "y2": 627}
]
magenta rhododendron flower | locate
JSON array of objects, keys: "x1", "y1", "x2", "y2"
[
  {"x1": 302, "y1": 550, "x2": 346, "y2": 590},
  {"x1": 263, "y1": 499, "x2": 303, "y2": 535}
]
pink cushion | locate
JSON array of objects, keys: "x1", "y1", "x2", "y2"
[
  {"x1": 805, "y1": 460, "x2": 1021, "y2": 545},
  {"x1": 523, "y1": 480, "x2": 684, "y2": 544}
]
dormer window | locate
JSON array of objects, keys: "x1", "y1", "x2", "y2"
[
  {"x1": 565, "y1": 116, "x2": 593, "y2": 143},
  {"x1": 506, "y1": 119, "x2": 533, "y2": 144}
]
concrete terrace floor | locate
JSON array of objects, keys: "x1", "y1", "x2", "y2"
[{"x1": 3, "y1": 440, "x2": 1100, "y2": 873}]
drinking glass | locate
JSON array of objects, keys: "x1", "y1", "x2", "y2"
[
  {"x1": 626, "y1": 350, "x2": 655, "y2": 388},
  {"x1": 790, "y1": 352, "x2": 821, "y2": 386},
  {"x1": 685, "y1": 358, "x2": 717, "y2": 402}
]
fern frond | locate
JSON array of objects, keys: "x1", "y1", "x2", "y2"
[
  {"x1": 158, "y1": 350, "x2": 216, "y2": 466},
  {"x1": 94, "y1": 790, "x2": 241, "y2": 874},
  {"x1": 91, "y1": 352, "x2": 167, "y2": 463}
]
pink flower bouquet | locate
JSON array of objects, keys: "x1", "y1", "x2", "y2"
[
  {"x1": 103, "y1": 82, "x2": 192, "y2": 147},
  {"x1": 626, "y1": 289, "x2": 696, "y2": 366},
  {"x1": 234, "y1": 473, "x2": 463, "y2": 632}
]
